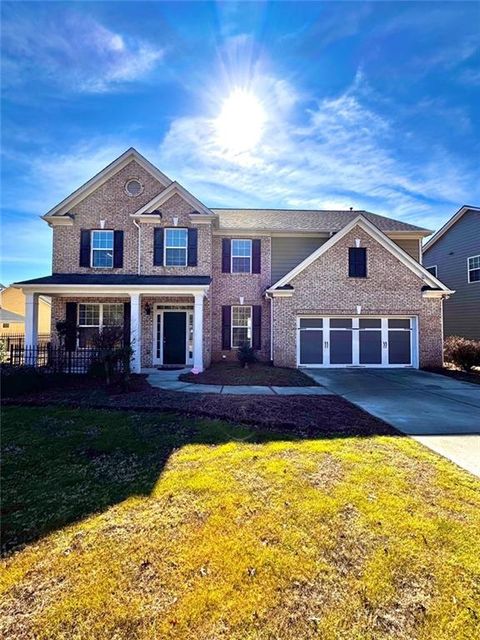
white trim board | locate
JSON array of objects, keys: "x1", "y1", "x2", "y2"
[
  {"x1": 268, "y1": 214, "x2": 453, "y2": 294},
  {"x1": 423, "y1": 205, "x2": 480, "y2": 252},
  {"x1": 132, "y1": 181, "x2": 215, "y2": 218},
  {"x1": 43, "y1": 148, "x2": 172, "y2": 219}
]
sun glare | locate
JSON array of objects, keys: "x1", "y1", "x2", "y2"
[{"x1": 215, "y1": 89, "x2": 266, "y2": 153}]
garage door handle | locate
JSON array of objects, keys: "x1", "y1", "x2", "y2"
[
  {"x1": 324, "y1": 341, "x2": 328, "y2": 348},
  {"x1": 383, "y1": 341, "x2": 387, "y2": 348}
]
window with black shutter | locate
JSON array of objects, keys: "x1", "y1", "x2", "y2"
[{"x1": 348, "y1": 248, "x2": 367, "y2": 278}]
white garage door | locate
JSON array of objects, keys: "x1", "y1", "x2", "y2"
[{"x1": 297, "y1": 317, "x2": 417, "y2": 368}]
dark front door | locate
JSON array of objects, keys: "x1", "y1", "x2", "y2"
[{"x1": 163, "y1": 312, "x2": 187, "y2": 365}]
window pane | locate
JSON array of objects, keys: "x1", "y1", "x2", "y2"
[
  {"x1": 300, "y1": 330, "x2": 323, "y2": 364},
  {"x1": 165, "y1": 248, "x2": 187, "y2": 266},
  {"x1": 470, "y1": 268, "x2": 480, "y2": 282},
  {"x1": 300, "y1": 318, "x2": 323, "y2": 328},
  {"x1": 330, "y1": 319, "x2": 352, "y2": 329},
  {"x1": 232, "y1": 327, "x2": 249, "y2": 348},
  {"x1": 165, "y1": 228, "x2": 187, "y2": 248},
  {"x1": 232, "y1": 257, "x2": 251, "y2": 273},
  {"x1": 92, "y1": 249, "x2": 113, "y2": 268},
  {"x1": 468, "y1": 256, "x2": 480, "y2": 269},
  {"x1": 78, "y1": 327, "x2": 99, "y2": 348},
  {"x1": 92, "y1": 230, "x2": 113, "y2": 249},
  {"x1": 359, "y1": 319, "x2": 381, "y2": 329},
  {"x1": 103, "y1": 304, "x2": 124, "y2": 326},
  {"x1": 388, "y1": 319, "x2": 410, "y2": 329},
  {"x1": 232, "y1": 240, "x2": 252, "y2": 257},
  {"x1": 79, "y1": 304, "x2": 100, "y2": 326},
  {"x1": 349, "y1": 247, "x2": 367, "y2": 277}
]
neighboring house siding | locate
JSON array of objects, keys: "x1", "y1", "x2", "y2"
[
  {"x1": 271, "y1": 236, "x2": 327, "y2": 284},
  {"x1": 394, "y1": 238, "x2": 420, "y2": 262},
  {"x1": 424, "y1": 209, "x2": 480, "y2": 339},
  {"x1": 0, "y1": 287, "x2": 51, "y2": 334},
  {"x1": 52, "y1": 159, "x2": 166, "y2": 274},
  {"x1": 272, "y1": 225, "x2": 443, "y2": 368},
  {"x1": 210, "y1": 235, "x2": 271, "y2": 362}
]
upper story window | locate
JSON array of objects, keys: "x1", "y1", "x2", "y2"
[
  {"x1": 348, "y1": 247, "x2": 367, "y2": 278},
  {"x1": 91, "y1": 230, "x2": 114, "y2": 268},
  {"x1": 165, "y1": 228, "x2": 188, "y2": 266},
  {"x1": 425, "y1": 265, "x2": 437, "y2": 278},
  {"x1": 232, "y1": 239, "x2": 252, "y2": 273},
  {"x1": 468, "y1": 255, "x2": 480, "y2": 283},
  {"x1": 125, "y1": 179, "x2": 143, "y2": 197}
]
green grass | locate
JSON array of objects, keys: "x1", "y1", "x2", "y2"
[
  {"x1": 1, "y1": 406, "x2": 479, "y2": 640},
  {"x1": 179, "y1": 361, "x2": 318, "y2": 386}
]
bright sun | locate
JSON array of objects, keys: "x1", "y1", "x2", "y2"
[{"x1": 215, "y1": 89, "x2": 266, "y2": 153}]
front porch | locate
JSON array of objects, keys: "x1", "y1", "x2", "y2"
[{"x1": 18, "y1": 276, "x2": 211, "y2": 373}]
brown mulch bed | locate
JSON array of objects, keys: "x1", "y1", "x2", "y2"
[
  {"x1": 2, "y1": 376, "x2": 395, "y2": 437},
  {"x1": 179, "y1": 362, "x2": 319, "y2": 387},
  {"x1": 424, "y1": 366, "x2": 480, "y2": 386}
]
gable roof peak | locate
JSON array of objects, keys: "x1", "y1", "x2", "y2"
[{"x1": 423, "y1": 204, "x2": 480, "y2": 252}]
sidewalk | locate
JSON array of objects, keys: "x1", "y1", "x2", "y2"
[{"x1": 144, "y1": 368, "x2": 331, "y2": 396}]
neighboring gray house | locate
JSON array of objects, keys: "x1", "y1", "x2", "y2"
[{"x1": 423, "y1": 205, "x2": 480, "y2": 340}]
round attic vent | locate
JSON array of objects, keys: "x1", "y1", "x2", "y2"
[{"x1": 125, "y1": 179, "x2": 143, "y2": 197}]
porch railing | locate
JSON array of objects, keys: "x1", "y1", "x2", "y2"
[{"x1": 8, "y1": 345, "x2": 129, "y2": 374}]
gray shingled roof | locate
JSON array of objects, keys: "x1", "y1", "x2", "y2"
[
  {"x1": 15, "y1": 274, "x2": 211, "y2": 286},
  {"x1": 212, "y1": 209, "x2": 431, "y2": 233},
  {"x1": 0, "y1": 308, "x2": 25, "y2": 323}
]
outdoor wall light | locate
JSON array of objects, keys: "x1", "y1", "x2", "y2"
[{"x1": 144, "y1": 302, "x2": 152, "y2": 316}]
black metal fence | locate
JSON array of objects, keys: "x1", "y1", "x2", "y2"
[
  {"x1": 8, "y1": 345, "x2": 129, "y2": 374},
  {"x1": 0, "y1": 333, "x2": 50, "y2": 349}
]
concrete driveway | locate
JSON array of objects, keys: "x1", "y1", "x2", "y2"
[{"x1": 303, "y1": 368, "x2": 480, "y2": 477}]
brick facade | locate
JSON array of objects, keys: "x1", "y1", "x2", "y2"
[
  {"x1": 271, "y1": 226, "x2": 443, "y2": 368},
  {"x1": 46, "y1": 153, "x2": 444, "y2": 371}
]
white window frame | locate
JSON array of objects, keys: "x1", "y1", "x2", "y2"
[
  {"x1": 425, "y1": 265, "x2": 437, "y2": 278},
  {"x1": 77, "y1": 302, "x2": 124, "y2": 348},
  {"x1": 231, "y1": 305, "x2": 252, "y2": 348},
  {"x1": 231, "y1": 239, "x2": 252, "y2": 274},
  {"x1": 164, "y1": 228, "x2": 188, "y2": 267},
  {"x1": 467, "y1": 255, "x2": 480, "y2": 283},
  {"x1": 91, "y1": 230, "x2": 114, "y2": 269}
]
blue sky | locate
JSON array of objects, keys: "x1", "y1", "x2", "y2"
[{"x1": 1, "y1": 1, "x2": 479, "y2": 284}]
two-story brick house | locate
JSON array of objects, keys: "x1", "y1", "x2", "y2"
[{"x1": 15, "y1": 148, "x2": 453, "y2": 372}]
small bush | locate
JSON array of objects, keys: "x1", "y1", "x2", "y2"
[
  {"x1": 1, "y1": 365, "x2": 50, "y2": 397},
  {"x1": 444, "y1": 336, "x2": 480, "y2": 371},
  {"x1": 236, "y1": 342, "x2": 257, "y2": 368}
]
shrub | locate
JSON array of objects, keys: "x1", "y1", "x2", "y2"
[
  {"x1": 236, "y1": 342, "x2": 257, "y2": 368},
  {"x1": 444, "y1": 336, "x2": 480, "y2": 371},
  {"x1": 1, "y1": 365, "x2": 49, "y2": 397}
]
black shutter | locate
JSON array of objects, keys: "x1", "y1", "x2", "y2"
[
  {"x1": 113, "y1": 230, "x2": 124, "y2": 268},
  {"x1": 222, "y1": 305, "x2": 232, "y2": 350},
  {"x1": 123, "y1": 302, "x2": 131, "y2": 346},
  {"x1": 187, "y1": 228, "x2": 198, "y2": 266},
  {"x1": 348, "y1": 247, "x2": 367, "y2": 277},
  {"x1": 252, "y1": 305, "x2": 262, "y2": 350},
  {"x1": 65, "y1": 302, "x2": 77, "y2": 352},
  {"x1": 222, "y1": 239, "x2": 231, "y2": 273},
  {"x1": 252, "y1": 239, "x2": 261, "y2": 273},
  {"x1": 154, "y1": 228, "x2": 164, "y2": 266},
  {"x1": 79, "y1": 230, "x2": 91, "y2": 267}
]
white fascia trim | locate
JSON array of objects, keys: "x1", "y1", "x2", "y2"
[
  {"x1": 132, "y1": 181, "x2": 215, "y2": 217},
  {"x1": 270, "y1": 214, "x2": 452, "y2": 292},
  {"x1": 423, "y1": 205, "x2": 480, "y2": 252},
  {"x1": 265, "y1": 289, "x2": 294, "y2": 298},
  {"x1": 43, "y1": 148, "x2": 172, "y2": 220},
  {"x1": 44, "y1": 216, "x2": 74, "y2": 227},
  {"x1": 16, "y1": 284, "x2": 211, "y2": 296},
  {"x1": 422, "y1": 289, "x2": 455, "y2": 298}
]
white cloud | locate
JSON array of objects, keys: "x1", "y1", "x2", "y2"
[
  {"x1": 155, "y1": 72, "x2": 479, "y2": 227},
  {"x1": 2, "y1": 10, "x2": 164, "y2": 93}
]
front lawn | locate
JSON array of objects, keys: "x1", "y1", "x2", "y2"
[
  {"x1": 1, "y1": 407, "x2": 479, "y2": 640},
  {"x1": 179, "y1": 361, "x2": 318, "y2": 386}
]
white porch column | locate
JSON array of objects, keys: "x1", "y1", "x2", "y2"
[
  {"x1": 24, "y1": 292, "x2": 39, "y2": 365},
  {"x1": 193, "y1": 293, "x2": 204, "y2": 372},
  {"x1": 130, "y1": 293, "x2": 141, "y2": 373}
]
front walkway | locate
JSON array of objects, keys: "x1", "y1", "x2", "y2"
[
  {"x1": 144, "y1": 368, "x2": 331, "y2": 396},
  {"x1": 303, "y1": 368, "x2": 480, "y2": 477}
]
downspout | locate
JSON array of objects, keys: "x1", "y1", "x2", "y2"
[
  {"x1": 266, "y1": 291, "x2": 274, "y2": 364},
  {"x1": 133, "y1": 219, "x2": 141, "y2": 275}
]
